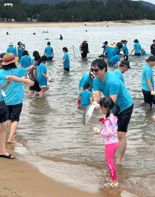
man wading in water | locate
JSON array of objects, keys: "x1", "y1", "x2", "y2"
[{"x1": 91, "y1": 59, "x2": 133, "y2": 164}]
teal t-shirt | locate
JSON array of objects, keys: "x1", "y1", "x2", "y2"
[
  {"x1": 109, "y1": 55, "x2": 120, "y2": 66},
  {"x1": 63, "y1": 53, "x2": 70, "y2": 69},
  {"x1": 44, "y1": 46, "x2": 53, "y2": 58},
  {"x1": 36, "y1": 63, "x2": 47, "y2": 86},
  {"x1": 0, "y1": 68, "x2": 27, "y2": 105},
  {"x1": 93, "y1": 72, "x2": 133, "y2": 112},
  {"x1": 113, "y1": 69, "x2": 124, "y2": 83},
  {"x1": 142, "y1": 64, "x2": 154, "y2": 91},
  {"x1": 7, "y1": 46, "x2": 17, "y2": 56},
  {"x1": 134, "y1": 43, "x2": 141, "y2": 54},
  {"x1": 106, "y1": 47, "x2": 117, "y2": 61},
  {"x1": 79, "y1": 89, "x2": 92, "y2": 106},
  {"x1": 79, "y1": 72, "x2": 93, "y2": 91},
  {"x1": 20, "y1": 55, "x2": 32, "y2": 68},
  {"x1": 123, "y1": 44, "x2": 129, "y2": 56}
]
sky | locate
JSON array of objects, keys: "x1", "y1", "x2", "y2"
[{"x1": 139, "y1": 0, "x2": 155, "y2": 4}]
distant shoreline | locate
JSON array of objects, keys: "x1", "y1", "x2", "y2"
[{"x1": 0, "y1": 20, "x2": 155, "y2": 28}]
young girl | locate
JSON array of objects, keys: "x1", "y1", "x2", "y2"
[
  {"x1": 93, "y1": 96, "x2": 119, "y2": 188},
  {"x1": 36, "y1": 55, "x2": 49, "y2": 97}
]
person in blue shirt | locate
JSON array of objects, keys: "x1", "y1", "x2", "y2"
[
  {"x1": 122, "y1": 40, "x2": 129, "y2": 60},
  {"x1": 91, "y1": 59, "x2": 133, "y2": 164},
  {"x1": 108, "y1": 55, "x2": 121, "y2": 66},
  {"x1": 132, "y1": 39, "x2": 142, "y2": 56},
  {"x1": 36, "y1": 55, "x2": 49, "y2": 97},
  {"x1": 102, "y1": 41, "x2": 108, "y2": 57},
  {"x1": 79, "y1": 83, "x2": 92, "y2": 107},
  {"x1": 63, "y1": 47, "x2": 70, "y2": 72},
  {"x1": 44, "y1": 42, "x2": 54, "y2": 61},
  {"x1": 17, "y1": 42, "x2": 25, "y2": 60},
  {"x1": 141, "y1": 56, "x2": 155, "y2": 107},
  {"x1": 7, "y1": 43, "x2": 16, "y2": 56},
  {"x1": 20, "y1": 50, "x2": 32, "y2": 68},
  {"x1": 113, "y1": 60, "x2": 131, "y2": 83},
  {"x1": 106, "y1": 41, "x2": 117, "y2": 61},
  {"x1": 79, "y1": 71, "x2": 94, "y2": 92},
  {"x1": 0, "y1": 53, "x2": 34, "y2": 144}
]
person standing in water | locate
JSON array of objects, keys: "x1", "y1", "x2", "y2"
[
  {"x1": 141, "y1": 56, "x2": 155, "y2": 108},
  {"x1": 93, "y1": 97, "x2": 119, "y2": 188},
  {"x1": 63, "y1": 47, "x2": 70, "y2": 72},
  {"x1": 7, "y1": 43, "x2": 16, "y2": 56},
  {"x1": 132, "y1": 39, "x2": 142, "y2": 56},
  {"x1": 44, "y1": 41, "x2": 54, "y2": 61},
  {"x1": 17, "y1": 42, "x2": 25, "y2": 60},
  {"x1": 91, "y1": 59, "x2": 133, "y2": 164},
  {"x1": 80, "y1": 41, "x2": 89, "y2": 59},
  {"x1": 150, "y1": 40, "x2": 155, "y2": 56}
]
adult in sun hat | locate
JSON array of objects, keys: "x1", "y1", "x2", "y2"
[
  {"x1": 113, "y1": 60, "x2": 131, "y2": 84},
  {"x1": 0, "y1": 53, "x2": 34, "y2": 144},
  {"x1": 141, "y1": 55, "x2": 155, "y2": 108},
  {"x1": 106, "y1": 41, "x2": 116, "y2": 61},
  {"x1": 6, "y1": 43, "x2": 17, "y2": 56}
]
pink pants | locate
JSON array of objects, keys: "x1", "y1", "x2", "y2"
[{"x1": 105, "y1": 142, "x2": 119, "y2": 181}]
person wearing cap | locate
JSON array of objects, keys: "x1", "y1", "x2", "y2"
[
  {"x1": 122, "y1": 40, "x2": 129, "y2": 59},
  {"x1": 0, "y1": 53, "x2": 34, "y2": 144},
  {"x1": 132, "y1": 39, "x2": 142, "y2": 56},
  {"x1": 7, "y1": 43, "x2": 17, "y2": 56},
  {"x1": 150, "y1": 40, "x2": 155, "y2": 56},
  {"x1": 79, "y1": 41, "x2": 89, "y2": 59},
  {"x1": 141, "y1": 56, "x2": 155, "y2": 108},
  {"x1": 44, "y1": 41, "x2": 54, "y2": 61},
  {"x1": 17, "y1": 42, "x2": 25, "y2": 60},
  {"x1": 91, "y1": 59, "x2": 133, "y2": 164},
  {"x1": 36, "y1": 55, "x2": 49, "y2": 97},
  {"x1": 113, "y1": 60, "x2": 131, "y2": 83},
  {"x1": 20, "y1": 50, "x2": 33, "y2": 68}
]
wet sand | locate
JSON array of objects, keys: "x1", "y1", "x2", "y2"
[{"x1": 0, "y1": 20, "x2": 155, "y2": 28}]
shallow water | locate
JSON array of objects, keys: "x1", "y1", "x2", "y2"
[{"x1": 2, "y1": 24, "x2": 155, "y2": 197}]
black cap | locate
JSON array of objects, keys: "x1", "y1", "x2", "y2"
[
  {"x1": 120, "y1": 60, "x2": 131, "y2": 68},
  {"x1": 103, "y1": 41, "x2": 108, "y2": 45}
]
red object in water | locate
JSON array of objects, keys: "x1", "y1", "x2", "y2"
[{"x1": 77, "y1": 97, "x2": 81, "y2": 109}]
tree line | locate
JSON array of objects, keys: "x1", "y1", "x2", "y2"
[{"x1": 0, "y1": 0, "x2": 155, "y2": 22}]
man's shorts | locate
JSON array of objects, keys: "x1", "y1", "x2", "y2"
[
  {"x1": 142, "y1": 89, "x2": 155, "y2": 106},
  {"x1": 0, "y1": 101, "x2": 8, "y2": 123},
  {"x1": 117, "y1": 105, "x2": 133, "y2": 132},
  {"x1": 7, "y1": 103, "x2": 23, "y2": 122}
]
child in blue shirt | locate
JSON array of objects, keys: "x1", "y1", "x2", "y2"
[
  {"x1": 79, "y1": 84, "x2": 92, "y2": 107},
  {"x1": 63, "y1": 47, "x2": 70, "y2": 72}
]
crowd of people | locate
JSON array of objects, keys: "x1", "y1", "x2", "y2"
[{"x1": 0, "y1": 37, "x2": 155, "y2": 190}]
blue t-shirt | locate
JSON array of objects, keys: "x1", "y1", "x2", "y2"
[
  {"x1": 113, "y1": 69, "x2": 124, "y2": 83},
  {"x1": 142, "y1": 64, "x2": 154, "y2": 91},
  {"x1": 17, "y1": 46, "x2": 24, "y2": 59},
  {"x1": 44, "y1": 46, "x2": 53, "y2": 58},
  {"x1": 122, "y1": 44, "x2": 129, "y2": 56},
  {"x1": 20, "y1": 55, "x2": 32, "y2": 68},
  {"x1": 79, "y1": 72, "x2": 93, "y2": 91},
  {"x1": 7, "y1": 46, "x2": 16, "y2": 56},
  {"x1": 134, "y1": 43, "x2": 141, "y2": 54},
  {"x1": 36, "y1": 63, "x2": 47, "y2": 86},
  {"x1": 109, "y1": 55, "x2": 120, "y2": 66},
  {"x1": 79, "y1": 89, "x2": 92, "y2": 106},
  {"x1": 63, "y1": 53, "x2": 70, "y2": 69},
  {"x1": 0, "y1": 68, "x2": 27, "y2": 105},
  {"x1": 106, "y1": 47, "x2": 117, "y2": 61},
  {"x1": 93, "y1": 72, "x2": 133, "y2": 112}
]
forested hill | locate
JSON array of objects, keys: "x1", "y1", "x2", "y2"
[{"x1": 1, "y1": 0, "x2": 155, "y2": 22}]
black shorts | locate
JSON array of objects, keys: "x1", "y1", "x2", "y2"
[
  {"x1": 46, "y1": 57, "x2": 53, "y2": 61},
  {"x1": 0, "y1": 101, "x2": 8, "y2": 123},
  {"x1": 142, "y1": 89, "x2": 155, "y2": 106},
  {"x1": 117, "y1": 105, "x2": 133, "y2": 133},
  {"x1": 134, "y1": 53, "x2": 141, "y2": 56},
  {"x1": 64, "y1": 68, "x2": 70, "y2": 72},
  {"x1": 29, "y1": 80, "x2": 41, "y2": 92},
  {"x1": 7, "y1": 103, "x2": 23, "y2": 122}
]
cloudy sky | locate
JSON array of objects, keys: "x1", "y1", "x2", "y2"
[{"x1": 139, "y1": 0, "x2": 155, "y2": 4}]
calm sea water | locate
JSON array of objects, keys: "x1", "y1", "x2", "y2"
[{"x1": 2, "y1": 24, "x2": 155, "y2": 197}]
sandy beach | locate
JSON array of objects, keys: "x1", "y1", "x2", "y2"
[{"x1": 0, "y1": 19, "x2": 155, "y2": 28}]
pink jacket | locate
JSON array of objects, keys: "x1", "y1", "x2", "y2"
[{"x1": 99, "y1": 113, "x2": 118, "y2": 145}]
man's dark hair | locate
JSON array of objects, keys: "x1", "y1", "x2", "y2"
[{"x1": 91, "y1": 59, "x2": 107, "y2": 72}]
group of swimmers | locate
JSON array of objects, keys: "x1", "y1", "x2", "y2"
[{"x1": 0, "y1": 37, "x2": 155, "y2": 189}]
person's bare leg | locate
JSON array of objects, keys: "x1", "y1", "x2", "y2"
[
  {"x1": 0, "y1": 122, "x2": 8, "y2": 155},
  {"x1": 117, "y1": 132, "x2": 127, "y2": 164},
  {"x1": 7, "y1": 121, "x2": 18, "y2": 143}
]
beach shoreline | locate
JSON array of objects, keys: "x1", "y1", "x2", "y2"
[{"x1": 0, "y1": 19, "x2": 155, "y2": 28}]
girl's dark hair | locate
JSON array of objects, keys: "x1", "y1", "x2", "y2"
[
  {"x1": 91, "y1": 59, "x2": 107, "y2": 72},
  {"x1": 47, "y1": 41, "x2": 51, "y2": 45},
  {"x1": 63, "y1": 47, "x2": 68, "y2": 52},
  {"x1": 33, "y1": 51, "x2": 41, "y2": 61},
  {"x1": 37, "y1": 55, "x2": 47, "y2": 65},
  {"x1": 146, "y1": 55, "x2": 155, "y2": 63},
  {"x1": 22, "y1": 50, "x2": 29, "y2": 56},
  {"x1": 2, "y1": 63, "x2": 17, "y2": 70},
  {"x1": 99, "y1": 97, "x2": 115, "y2": 118}
]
